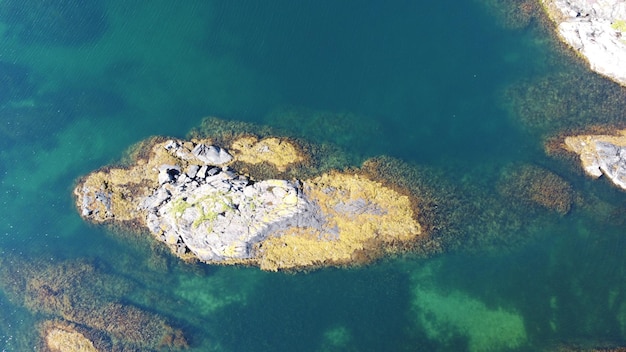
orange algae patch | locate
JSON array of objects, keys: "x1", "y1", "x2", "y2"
[
  {"x1": 257, "y1": 172, "x2": 422, "y2": 271},
  {"x1": 230, "y1": 136, "x2": 304, "y2": 171}
]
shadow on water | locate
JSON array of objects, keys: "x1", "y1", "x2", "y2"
[
  {"x1": 212, "y1": 266, "x2": 414, "y2": 352},
  {"x1": 0, "y1": 61, "x2": 35, "y2": 105}
]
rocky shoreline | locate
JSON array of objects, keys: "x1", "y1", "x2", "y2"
[
  {"x1": 548, "y1": 128, "x2": 626, "y2": 190},
  {"x1": 75, "y1": 133, "x2": 424, "y2": 271},
  {"x1": 541, "y1": 0, "x2": 626, "y2": 86}
]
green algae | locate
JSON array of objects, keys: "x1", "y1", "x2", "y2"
[
  {"x1": 170, "y1": 198, "x2": 192, "y2": 217},
  {"x1": 612, "y1": 20, "x2": 626, "y2": 32}
]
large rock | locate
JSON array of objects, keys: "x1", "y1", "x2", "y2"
[
  {"x1": 542, "y1": 0, "x2": 626, "y2": 86},
  {"x1": 561, "y1": 129, "x2": 626, "y2": 190},
  {"x1": 191, "y1": 143, "x2": 233, "y2": 165},
  {"x1": 143, "y1": 169, "x2": 325, "y2": 261}
]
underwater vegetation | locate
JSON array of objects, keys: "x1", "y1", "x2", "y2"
[
  {"x1": 0, "y1": 61, "x2": 35, "y2": 105},
  {"x1": 478, "y1": 0, "x2": 544, "y2": 30},
  {"x1": 263, "y1": 106, "x2": 386, "y2": 162},
  {"x1": 503, "y1": 69, "x2": 626, "y2": 134},
  {"x1": 0, "y1": 253, "x2": 187, "y2": 351},
  {"x1": 497, "y1": 163, "x2": 573, "y2": 215}
]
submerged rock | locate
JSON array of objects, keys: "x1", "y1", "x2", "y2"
[
  {"x1": 39, "y1": 320, "x2": 108, "y2": 352},
  {"x1": 497, "y1": 164, "x2": 573, "y2": 215},
  {"x1": 75, "y1": 132, "x2": 426, "y2": 271},
  {"x1": 541, "y1": 0, "x2": 626, "y2": 86},
  {"x1": 0, "y1": 256, "x2": 187, "y2": 351}
]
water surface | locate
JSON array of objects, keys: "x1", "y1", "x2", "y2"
[{"x1": 1, "y1": 1, "x2": 625, "y2": 351}]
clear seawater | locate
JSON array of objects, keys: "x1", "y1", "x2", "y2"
[{"x1": 1, "y1": 1, "x2": 626, "y2": 351}]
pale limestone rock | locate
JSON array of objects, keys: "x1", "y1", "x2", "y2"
[{"x1": 543, "y1": 0, "x2": 626, "y2": 86}]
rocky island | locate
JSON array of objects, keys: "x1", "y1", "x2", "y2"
[
  {"x1": 549, "y1": 128, "x2": 626, "y2": 190},
  {"x1": 75, "y1": 124, "x2": 426, "y2": 271},
  {"x1": 541, "y1": 0, "x2": 626, "y2": 86}
]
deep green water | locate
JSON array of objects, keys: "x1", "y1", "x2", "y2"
[{"x1": 1, "y1": 1, "x2": 626, "y2": 351}]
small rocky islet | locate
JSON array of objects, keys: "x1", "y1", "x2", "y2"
[
  {"x1": 75, "y1": 121, "x2": 425, "y2": 272},
  {"x1": 547, "y1": 128, "x2": 626, "y2": 191}
]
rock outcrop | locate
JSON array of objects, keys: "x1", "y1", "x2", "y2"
[
  {"x1": 542, "y1": 0, "x2": 626, "y2": 86},
  {"x1": 556, "y1": 129, "x2": 626, "y2": 190},
  {"x1": 75, "y1": 135, "x2": 425, "y2": 271}
]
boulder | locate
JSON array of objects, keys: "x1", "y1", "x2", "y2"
[
  {"x1": 594, "y1": 141, "x2": 626, "y2": 189},
  {"x1": 186, "y1": 164, "x2": 200, "y2": 179},
  {"x1": 191, "y1": 144, "x2": 233, "y2": 165},
  {"x1": 158, "y1": 164, "x2": 181, "y2": 185}
]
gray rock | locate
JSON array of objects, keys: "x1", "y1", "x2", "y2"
[
  {"x1": 333, "y1": 198, "x2": 386, "y2": 216},
  {"x1": 196, "y1": 165, "x2": 208, "y2": 180},
  {"x1": 595, "y1": 141, "x2": 626, "y2": 189},
  {"x1": 140, "y1": 187, "x2": 171, "y2": 210},
  {"x1": 94, "y1": 191, "x2": 112, "y2": 213},
  {"x1": 186, "y1": 164, "x2": 200, "y2": 179},
  {"x1": 139, "y1": 175, "x2": 326, "y2": 262},
  {"x1": 163, "y1": 140, "x2": 179, "y2": 151},
  {"x1": 81, "y1": 193, "x2": 93, "y2": 216},
  {"x1": 221, "y1": 167, "x2": 237, "y2": 179},
  {"x1": 192, "y1": 144, "x2": 233, "y2": 165},
  {"x1": 158, "y1": 164, "x2": 181, "y2": 185}
]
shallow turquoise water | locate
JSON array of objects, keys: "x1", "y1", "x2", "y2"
[{"x1": 1, "y1": 1, "x2": 626, "y2": 351}]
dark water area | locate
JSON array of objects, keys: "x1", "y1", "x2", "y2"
[{"x1": 1, "y1": 1, "x2": 626, "y2": 351}]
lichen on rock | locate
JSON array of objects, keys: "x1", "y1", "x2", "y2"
[{"x1": 74, "y1": 119, "x2": 429, "y2": 271}]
